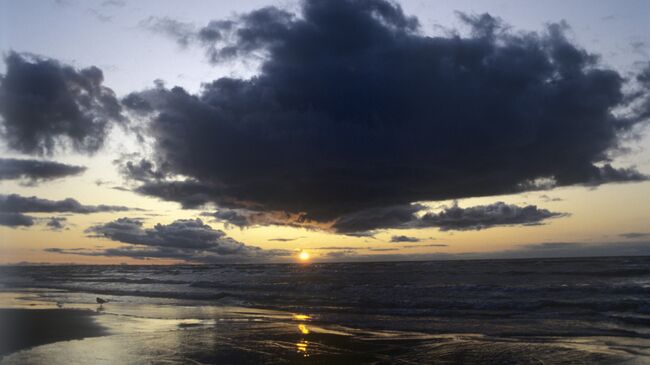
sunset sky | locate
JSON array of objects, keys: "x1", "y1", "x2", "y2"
[{"x1": 1, "y1": 0, "x2": 649, "y2": 264}]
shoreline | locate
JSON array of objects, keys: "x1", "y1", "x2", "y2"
[
  {"x1": 0, "y1": 298, "x2": 647, "y2": 364},
  {"x1": 0, "y1": 308, "x2": 108, "y2": 357}
]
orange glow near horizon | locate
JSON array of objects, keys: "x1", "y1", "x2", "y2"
[{"x1": 298, "y1": 250, "x2": 310, "y2": 262}]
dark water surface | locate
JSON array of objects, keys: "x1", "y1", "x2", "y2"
[{"x1": 1, "y1": 256, "x2": 649, "y2": 364}]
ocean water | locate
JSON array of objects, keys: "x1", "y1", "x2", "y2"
[{"x1": 1, "y1": 256, "x2": 650, "y2": 364}]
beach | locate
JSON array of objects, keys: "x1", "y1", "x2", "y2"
[
  {"x1": 1, "y1": 257, "x2": 649, "y2": 364},
  {"x1": 0, "y1": 301, "x2": 641, "y2": 364}
]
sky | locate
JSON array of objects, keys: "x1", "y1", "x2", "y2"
[{"x1": 0, "y1": 0, "x2": 649, "y2": 264}]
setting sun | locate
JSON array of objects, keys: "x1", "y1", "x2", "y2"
[
  {"x1": 298, "y1": 251, "x2": 310, "y2": 262},
  {"x1": 2, "y1": 0, "x2": 650, "y2": 363}
]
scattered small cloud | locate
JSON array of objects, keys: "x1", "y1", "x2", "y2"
[
  {"x1": 139, "y1": 16, "x2": 197, "y2": 47},
  {"x1": 390, "y1": 235, "x2": 420, "y2": 243},
  {"x1": 0, "y1": 194, "x2": 138, "y2": 228},
  {"x1": 268, "y1": 236, "x2": 305, "y2": 242},
  {"x1": 539, "y1": 194, "x2": 563, "y2": 202},
  {"x1": 620, "y1": 232, "x2": 650, "y2": 239},
  {"x1": 87, "y1": 8, "x2": 113, "y2": 23},
  {"x1": 101, "y1": 0, "x2": 125, "y2": 7},
  {"x1": 45, "y1": 217, "x2": 67, "y2": 231},
  {"x1": 401, "y1": 243, "x2": 448, "y2": 248},
  {"x1": 0, "y1": 158, "x2": 86, "y2": 185},
  {"x1": 0, "y1": 212, "x2": 35, "y2": 227}
]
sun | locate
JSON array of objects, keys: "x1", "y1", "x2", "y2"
[{"x1": 299, "y1": 250, "x2": 310, "y2": 262}]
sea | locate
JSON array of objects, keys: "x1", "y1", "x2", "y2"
[{"x1": 1, "y1": 256, "x2": 649, "y2": 364}]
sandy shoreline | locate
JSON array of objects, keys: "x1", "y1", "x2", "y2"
[
  {"x1": 0, "y1": 291, "x2": 648, "y2": 364},
  {"x1": 0, "y1": 308, "x2": 107, "y2": 356}
]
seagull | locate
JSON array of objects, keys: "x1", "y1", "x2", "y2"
[{"x1": 96, "y1": 297, "x2": 109, "y2": 305}]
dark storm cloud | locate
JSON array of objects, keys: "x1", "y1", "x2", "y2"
[
  {"x1": 128, "y1": 0, "x2": 649, "y2": 231},
  {"x1": 134, "y1": 180, "x2": 217, "y2": 209},
  {"x1": 0, "y1": 158, "x2": 86, "y2": 184},
  {"x1": 0, "y1": 52, "x2": 124, "y2": 155},
  {"x1": 579, "y1": 164, "x2": 647, "y2": 186},
  {"x1": 0, "y1": 194, "x2": 135, "y2": 214},
  {"x1": 83, "y1": 217, "x2": 291, "y2": 262},
  {"x1": 390, "y1": 235, "x2": 420, "y2": 243}
]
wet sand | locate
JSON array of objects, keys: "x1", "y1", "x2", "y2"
[
  {"x1": 0, "y1": 309, "x2": 107, "y2": 356},
  {"x1": 0, "y1": 322, "x2": 636, "y2": 365},
  {"x1": 0, "y1": 291, "x2": 647, "y2": 364}
]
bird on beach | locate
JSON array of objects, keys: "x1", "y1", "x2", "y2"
[
  {"x1": 96, "y1": 297, "x2": 109, "y2": 306},
  {"x1": 56, "y1": 301, "x2": 64, "y2": 308}
]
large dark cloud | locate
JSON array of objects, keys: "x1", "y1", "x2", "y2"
[
  {"x1": 81, "y1": 217, "x2": 291, "y2": 262},
  {"x1": 127, "y1": 0, "x2": 649, "y2": 231},
  {"x1": 0, "y1": 52, "x2": 124, "y2": 155},
  {"x1": 0, "y1": 158, "x2": 86, "y2": 184}
]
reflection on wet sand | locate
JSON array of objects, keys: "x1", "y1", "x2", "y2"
[
  {"x1": 296, "y1": 340, "x2": 309, "y2": 357},
  {"x1": 298, "y1": 324, "x2": 309, "y2": 335},
  {"x1": 294, "y1": 314, "x2": 311, "y2": 357},
  {"x1": 0, "y1": 293, "x2": 648, "y2": 365},
  {"x1": 292, "y1": 314, "x2": 310, "y2": 321}
]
